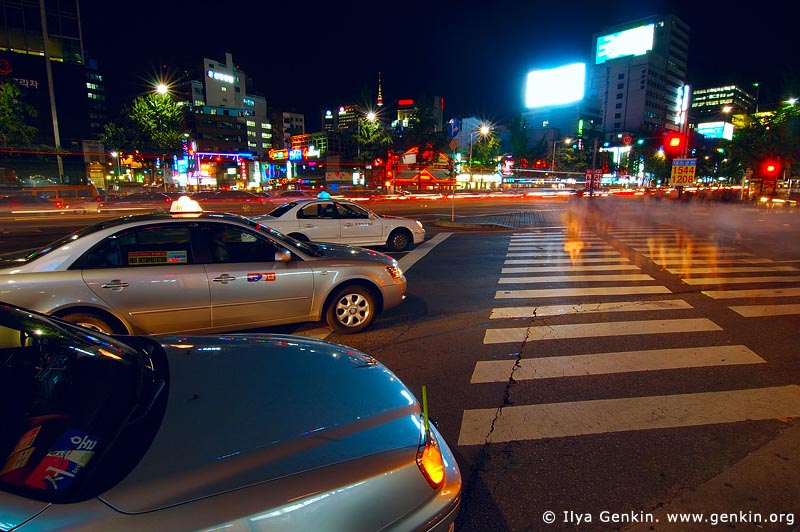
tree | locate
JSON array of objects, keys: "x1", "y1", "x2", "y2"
[
  {"x1": 102, "y1": 92, "x2": 187, "y2": 185},
  {"x1": 355, "y1": 117, "x2": 392, "y2": 164},
  {"x1": 0, "y1": 82, "x2": 38, "y2": 149}
]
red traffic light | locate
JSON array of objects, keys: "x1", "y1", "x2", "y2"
[
  {"x1": 766, "y1": 163, "x2": 777, "y2": 173},
  {"x1": 668, "y1": 136, "x2": 682, "y2": 147}
]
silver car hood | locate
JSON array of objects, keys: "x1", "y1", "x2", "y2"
[
  {"x1": 99, "y1": 334, "x2": 422, "y2": 513},
  {"x1": 312, "y1": 242, "x2": 397, "y2": 264}
]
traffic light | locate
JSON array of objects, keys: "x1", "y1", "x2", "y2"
[
  {"x1": 763, "y1": 160, "x2": 780, "y2": 179},
  {"x1": 668, "y1": 135, "x2": 682, "y2": 148}
]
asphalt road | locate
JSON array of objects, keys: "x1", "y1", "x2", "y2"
[{"x1": 1, "y1": 197, "x2": 799, "y2": 531}]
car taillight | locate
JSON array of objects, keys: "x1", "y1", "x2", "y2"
[
  {"x1": 55, "y1": 201, "x2": 63, "y2": 209},
  {"x1": 417, "y1": 433, "x2": 446, "y2": 489}
]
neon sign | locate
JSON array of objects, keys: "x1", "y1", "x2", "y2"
[
  {"x1": 595, "y1": 24, "x2": 654, "y2": 65},
  {"x1": 207, "y1": 70, "x2": 235, "y2": 84},
  {"x1": 270, "y1": 149, "x2": 288, "y2": 160}
]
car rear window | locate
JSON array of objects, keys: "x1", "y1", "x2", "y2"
[{"x1": 0, "y1": 308, "x2": 164, "y2": 503}]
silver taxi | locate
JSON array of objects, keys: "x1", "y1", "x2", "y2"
[{"x1": 0, "y1": 198, "x2": 406, "y2": 335}]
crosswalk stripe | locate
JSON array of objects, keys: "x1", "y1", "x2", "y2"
[
  {"x1": 483, "y1": 318, "x2": 721, "y2": 344},
  {"x1": 507, "y1": 251, "x2": 621, "y2": 257},
  {"x1": 683, "y1": 275, "x2": 800, "y2": 285},
  {"x1": 489, "y1": 299, "x2": 692, "y2": 319},
  {"x1": 642, "y1": 251, "x2": 754, "y2": 258},
  {"x1": 502, "y1": 264, "x2": 641, "y2": 273},
  {"x1": 652, "y1": 258, "x2": 775, "y2": 265},
  {"x1": 458, "y1": 385, "x2": 800, "y2": 445},
  {"x1": 497, "y1": 286, "x2": 672, "y2": 299},
  {"x1": 470, "y1": 345, "x2": 765, "y2": 383},
  {"x1": 703, "y1": 287, "x2": 800, "y2": 299},
  {"x1": 666, "y1": 266, "x2": 798, "y2": 274},
  {"x1": 505, "y1": 257, "x2": 631, "y2": 265},
  {"x1": 498, "y1": 273, "x2": 654, "y2": 284},
  {"x1": 729, "y1": 304, "x2": 800, "y2": 317}
]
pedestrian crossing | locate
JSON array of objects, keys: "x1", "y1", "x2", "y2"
[{"x1": 458, "y1": 226, "x2": 800, "y2": 447}]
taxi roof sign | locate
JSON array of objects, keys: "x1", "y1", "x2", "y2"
[{"x1": 170, "y1": 195, "x2": 203, "y2": 216}]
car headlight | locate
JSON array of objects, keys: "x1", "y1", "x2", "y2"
[
  {"x1": 386, "y1": 265, "x2": 403, "y2": 279},
  {"x1": 415, "y1": 220, "x2": 424, "y2": 230}
]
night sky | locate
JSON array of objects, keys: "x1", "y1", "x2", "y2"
[{"x1": 80, "y1": 0, "x2": 800, "y2": 126}]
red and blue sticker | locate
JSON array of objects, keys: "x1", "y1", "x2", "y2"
[
  {"x1": 247, "y1": 272, "x2": 276, "y2": 282},
  {"x1": 25, "y1": 429, "x2": 100, "y2": 492}
]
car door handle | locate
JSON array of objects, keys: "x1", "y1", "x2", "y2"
[
  {"x1": 212, "y1": 274, "x2": 237, "y2": 284},
  {"x1": 344, "y1": 223, "x2": 353, "y2": 227},
  {"x1": 101, "y1": 280, "x2": 129, "y2": 291}
]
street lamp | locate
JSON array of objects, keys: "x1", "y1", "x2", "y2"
[
  {"x1": 468, "y1": 124, "x2": 491, "y2": 182},
  {"x1": 110, "y1": 151, "x2": 122, "y2": 199},
  {"x1": 455, "y1": 124, "x2": 491, "y2": 222}
]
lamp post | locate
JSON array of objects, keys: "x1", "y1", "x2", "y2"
[
  {"x1": 468, "y1": 124, "x2": 491, "y2": 183},
  {"x1": 155, "y1": 83, "x2": 170, "y2": 191},
  {"x1": 456, "y1": 124, "x2": 490, "y2": 221},
  {"x1": 110, "y1": 151, "x2": 122, "y2": 200}
]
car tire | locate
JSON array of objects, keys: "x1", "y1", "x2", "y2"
[
  {"x1": 325, "y1": 285, "x2": 376, "y2": 334},
  {"x1": 387, "y1": 229, "x2": 412, "y2": 252},
  {"x1": 59, "y1": 312, "x2": 119, "y2": 334}
]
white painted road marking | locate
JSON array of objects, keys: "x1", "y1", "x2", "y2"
[
  {"x1": 458, "y1": 385, "x2": 800, "y2": 445},
  {"x1": 483, "y1": 318, "x2": 722, "y2": 344},
  {"x1": 470, "y1": 345, "x2": 765, "y2": 383},
  {"x1": 497, "y1": 286, "x2": 672, "y2": 299},
  {"x1": 489, "y1": 299, "x2": 692, "y2": 319}
]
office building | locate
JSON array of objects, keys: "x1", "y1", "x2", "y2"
[{"x1": 589, "y1": 14, "x2": 690, "y2": 136}]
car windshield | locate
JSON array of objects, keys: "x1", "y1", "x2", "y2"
[
  {"x1": 0, "y1": 303, "x2": 167, "y2": 502},
  {"x1": 264, "y1": 201, "x2": 301, "y2": 218}
]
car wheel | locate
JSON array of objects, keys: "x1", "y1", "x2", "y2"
[
  {"x1": 325, "y1": 285, "x2": 376, "y2": 334},
  {"x1": 387, "y1": 229, "x2": 412, "y2": 252},
  {"x1": 59, "y1": 312, "x2": 118, "y2": 334}
]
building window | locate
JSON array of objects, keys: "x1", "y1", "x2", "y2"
[
  {"x1": 617, "y1": 83, "x2": 624, "y2": 89},
  {"x1": 616, "y1": 93, "x2": 623, "y2": 99},
  {"x1": 618, "y1": 73, "x2": 625, "y2": 80},
  {"x1": 614, "y1": 113, "x2": 621, "y2": 119},
  {"x1": 615, "y1": 103, "x2": 622, "y2": 109}
]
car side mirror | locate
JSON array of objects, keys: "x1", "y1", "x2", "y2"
[{"x1": 274, "y1": 249, "x2": 292, "y2": 262}]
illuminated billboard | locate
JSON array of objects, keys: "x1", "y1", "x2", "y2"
[
  {"x1": 595, "y1": 24, "x2": 655, "y2": 64},
  {"x1": 524, "y1": 63, "x2": 586, "y2": 109},
  {"x1": 697, "y1": 122, "x2": 734, "y2": 140}
]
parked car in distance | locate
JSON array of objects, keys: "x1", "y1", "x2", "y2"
[
  {"x1": 97, "y1": 192, "x2": 179, "y2": 214},
  {"x1": 190, "y1": 189, "x2": 269, "y2": 212},
  {"x1": 0, "y1": 301, "x2": 461, "y2": 532},
  {"x1": 0, "y1": 197, "x2": 407, "y2": 335},
  {"x1": 253, "y1": 198, "x2": 426, "y2": 252},
  {"x1": 278, "y1": 189, "x2": 316, "y2": 198},
  {"x1": 0, "y1": 195, "x2": 64, "y2": 215}
]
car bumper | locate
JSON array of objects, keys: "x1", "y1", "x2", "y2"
[{"x1": 382, "y1": 278, "x2": 407, "y2": 311}]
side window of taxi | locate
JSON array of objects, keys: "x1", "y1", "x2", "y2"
[
  {"x1": 198, "y1": 223, "x2": 277, "y2": 263},
  {"x1": 81, "y1": 224, "x2": 193, "y2": 268}
]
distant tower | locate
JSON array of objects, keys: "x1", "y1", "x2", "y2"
[{"x1": 377, "y1": 71, "x2": 384, "y2": 108}]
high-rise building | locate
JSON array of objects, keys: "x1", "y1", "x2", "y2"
[
  {"x1": 0, "y1": 0, "x2": 106, "y2": 181},
  {"x1": 190, "y1": 52, "x2": 272, "y2": 157},
  {"x1": 691, "y1": 85, "x2": 756, "y2": 121},
  {"x1": 588, "y1": 14, "x2": 690, "y2": 136}
]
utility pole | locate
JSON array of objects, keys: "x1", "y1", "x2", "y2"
[{"x1": 39, "y1": 0, "x2": 63, "y2": 181}]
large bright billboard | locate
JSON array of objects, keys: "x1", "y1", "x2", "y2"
[
  {"x1": 524, "y1": 63, "x2": 586, "y2": 109},
  {"x1": 697, "y1": 121, "x2": 734, "y2": 140},
  {"x1": 595, "y1": 24, "x2": 655, "y2": 64}
]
